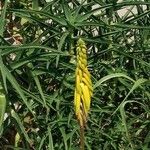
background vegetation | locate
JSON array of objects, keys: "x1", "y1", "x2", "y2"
[{"x1": 0, "y1": 0, "x2": 150, "y2": 149}]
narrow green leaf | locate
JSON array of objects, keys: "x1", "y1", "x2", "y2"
[
  {"x1": 112, "y1": 23, "x2": 150, "y2": 29},
  {"x1": 0, "y1": 51, "x2": 7, "y2": 92},
  {"x1": 10, "y1": 9, "x2": 67, "y2": 26},
  {"x1": 94, "y1": 73, "x2": 134, "y2": 89},
  {"x1": 56, "y1": 32, "x2": 69, "y2": 67},
  {"x1": 1, "y1": 64, "x2": 34, "y2": 115},
  {"x1": 0, "y1": 45, "x2": 62, "y2": 56},
  {"x1": 0, "y1": 0, "x2": 8, "y2": 36},
  {"x1": 32, "y1": 72, "x2": 47, "y2": 108},
  {"x1": 60, "y1": 127, "x2": 68, "y2": 150},
  {"x1": 113, "y1": 78, "x2": 148, "y2": 115},
  {"x1": 113, "y1": 49, "x2": 150, "y2": 68},
  {"x1": 120, "y1": 103, "x2": 134, "y2": 150},
  {"x1": 47, "y1": 126, "x2": 54, "y2": 150},
  {"x1": 38, "y1": 135, "x2": 48, "y2": 150},
  {"x1": 11, "y1": 109, "x2": 31, "y2": 143},
  {"x1": 32, "y1": 0, "x2": 39, "y2": 10},
  {"x1": 75, "y1": 12, "x2": 93, "y2": 23},
  {"x1": 125, "y1": 10, "x2": 150, "y2": 23},
  {"x1": 62, "y1": 2, "x2": 73, "y2": 24},
  {"x1": 0, "y1": 94, "x2": 6, "y2": 134}
]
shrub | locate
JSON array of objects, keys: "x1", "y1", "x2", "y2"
[{"x1": 0, "y1": 0, "x2": 150, "y2": 149}]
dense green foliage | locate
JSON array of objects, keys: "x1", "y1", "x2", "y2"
[{"x1": 0, "y1": 0, "x2": 150, "y2": 149}]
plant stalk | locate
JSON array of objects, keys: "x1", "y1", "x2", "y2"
[{"x1": 80, "y1": 125, "x2": 85, "y2": 150}]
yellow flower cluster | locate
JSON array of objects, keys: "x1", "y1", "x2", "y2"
[{"x1": 74, "y1": 38, "x2": 93, "y2": 127}]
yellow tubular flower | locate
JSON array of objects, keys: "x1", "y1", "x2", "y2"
[{"x1": 74, "y1": 38, "x2": 93, "y2": 128}]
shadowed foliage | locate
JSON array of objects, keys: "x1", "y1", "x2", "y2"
[{"x1": 0, "y1": 0, "x2": 150, "y2": 149}]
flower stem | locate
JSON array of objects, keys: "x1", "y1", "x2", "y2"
[{"x1": 80, "y1": 125, "x2": 85, "y2": 150}]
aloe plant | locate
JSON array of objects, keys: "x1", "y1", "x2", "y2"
[{"x1": 0, "y1": 0, "x2": 150, "y2": 149}]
